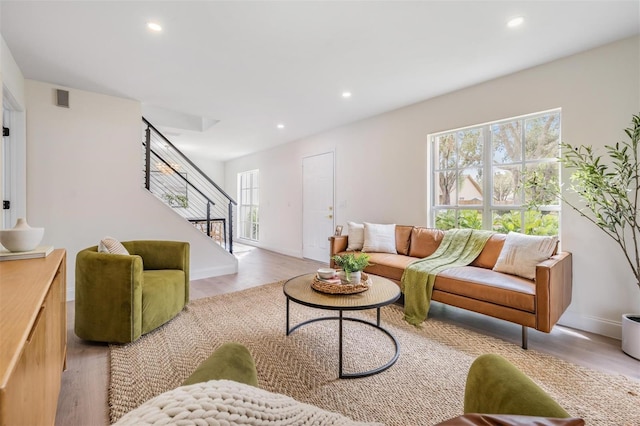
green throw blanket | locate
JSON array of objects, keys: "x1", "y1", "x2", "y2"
[{"x1": 401, "y1": 229, "x2": 494, "y2": 325}]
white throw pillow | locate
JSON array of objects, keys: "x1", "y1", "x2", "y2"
[
  {"x1": 98, "y1": 237, "x2": 129, "y2": 255},
  {"x1": 346, "y1": 222, "x2": 364, "y2": 251},
  {"x1": 493, "y1": 231, "x2": 558, "y2": 280},
  {"x1": 362, "y1": 223, "x2": 397, "y2": 254}
]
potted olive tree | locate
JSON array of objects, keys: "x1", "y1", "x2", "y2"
[
  {"x1": 331, "y1": 253, "x2": 370, "y2": 284},
  {"x1": 527, "y1": 113, "x2": 640, "y2": 359}
]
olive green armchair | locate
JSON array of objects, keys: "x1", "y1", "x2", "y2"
[{"x1": 75, "y1": 240, "x2": 190, "y2": 343}]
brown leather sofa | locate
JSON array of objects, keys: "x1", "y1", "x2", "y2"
[{"x1": 329, "y1": 226, "x2": 573, "y2": 348}]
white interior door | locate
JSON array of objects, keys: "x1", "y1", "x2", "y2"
[{"x1": 302, "y1": 152, "x2": 334, "y2": 262}]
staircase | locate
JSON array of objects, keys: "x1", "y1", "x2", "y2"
[{"x1": 142, "y1": 117, "x2": 237, "y2": 253}]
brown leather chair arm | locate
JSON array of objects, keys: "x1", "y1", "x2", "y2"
[
  {"x1": 535, "y1": 252, "x2": 573, "y2": 332},
  {"x1": 328, "y1": 235, "x2": 348, "y2": 267}
]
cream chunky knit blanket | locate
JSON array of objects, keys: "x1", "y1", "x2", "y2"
[{"x1": 114, "y1": 380, "x2": 382, "y2": 426}]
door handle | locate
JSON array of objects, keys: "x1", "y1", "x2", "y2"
[{"x1": 327, "y1": 215, "x2": 333, "y2": 219}]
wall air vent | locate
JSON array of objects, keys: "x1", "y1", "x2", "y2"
[{"x1": 55, "y1": 89, "x2": 70, "y2": 108}]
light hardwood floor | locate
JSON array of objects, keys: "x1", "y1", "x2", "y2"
[{"x1": 55, "y1": 245, "x2": 639, "y2": 426}]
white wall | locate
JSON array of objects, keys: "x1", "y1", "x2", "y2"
[
  {"x1": 225, "y1": 36, "x2": 640, "y2": 339},
  {"x1": 25, "y1": 80, "x2": 237, "y2": 300},
  {"x1": 192, "y1": 157, "x2": 225, "y2": 188},
  {"x1": 1, "y1": 37, "x2": 25, "y2": 106}
]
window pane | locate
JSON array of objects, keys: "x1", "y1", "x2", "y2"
[
  {"x1": 492, "y1": 120, "x2": 522, "y2": 164},
  {"x1": 435, "y1": 210, "x2": 456, "y2": 230},
  {"x1": 492, "y1": 210, "x2": 523, "y2": 233},
  {"x1": 492, "y1": 165, "x2": 521, "y2": 205},
  {"x1": 458, "y1": 168, "x2": 483, "y2": 206},
  {"x1": 458, "y1": 128, "x2": 483, "y2": 167},
  {"x1": 244, "y1": 207, "x2": 254, "y2": 223},
  {"x1": 458, "y1": 210, "x2": 483, "y2": 229},
  {"x1": 435, "y1": 171, "x2": 457, "y2": 206},
  {"x1": 525, "y1": 113, "x2": 560, "y2": 159},
  {"x1": 524, "y1": 162, "x2": 560, "y2": 205},
  {"x1": 524, "y1": 210, "x2": 559, "y2": 236},
  {"x1": 436, "y1": 134, "x2": 456, "y2": 169}
]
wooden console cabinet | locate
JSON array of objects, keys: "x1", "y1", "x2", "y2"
[{"x1": 0, "y1": 249, "x2": 67, "y2": 425}]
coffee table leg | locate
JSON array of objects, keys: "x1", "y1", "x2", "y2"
[
  {"x1": 285, "y1": 305, "x2": 399, "y2": 379},
  {"x1": 377, "y1": 307, "x2": 381, "y2": 327},
  {"x1": 286, "y1": 297, "x2": 290, "y2": 335},
  {"x1": 339, "y1": 310, "x2": 343, "y2": 378}
]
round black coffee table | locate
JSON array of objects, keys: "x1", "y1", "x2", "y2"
[{"x1": 283, "y1": 273, "x2": 401, "y2": 379}]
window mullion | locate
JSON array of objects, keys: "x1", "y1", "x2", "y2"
[
  {"x1": 519, "y1": 118, "x2": 526, "y2": 232},
  {"x1": 483, "y1": 125, "x2": 492, "y2": 230},
  {"x1": 429, "y1": 136, "x2": 435, "y2": 227}
]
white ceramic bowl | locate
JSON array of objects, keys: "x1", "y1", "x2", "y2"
[
  {"x1": 0, "y1": 227, "x2": 45, "y2": 252},
  {"x1": 317, "y1": 268, "x2": 336, "y2": 279}
]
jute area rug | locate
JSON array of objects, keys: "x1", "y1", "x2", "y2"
[{"x1": 109, "y1": 282, "x2": 640, "y2": 425}]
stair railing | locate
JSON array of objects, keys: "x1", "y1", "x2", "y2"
[{"x1": 142, "y1": 117, "x2": 237, "y2": 253}]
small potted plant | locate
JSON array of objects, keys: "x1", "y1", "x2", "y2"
[{"x1": 331, "y1": 253, "x2": 370, "y2": 284}]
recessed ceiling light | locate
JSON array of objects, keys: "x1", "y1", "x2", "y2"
[
  {"x1": 147, "y1": 22, "x2": 163, "y2": 32},
  {"x1": 277, "y1": 124, "x2": 285, "y2": 129},
  {"x1": 507, "y1": 16, "x2": 524, "y2": 28},
  {"x1": 341, "y1": 91, "x2": 352, "y2": 99}
]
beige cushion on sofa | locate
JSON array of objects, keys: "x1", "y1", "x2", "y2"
[
  {"x1": 493, "y1": 232, "x2": 558, "y2": 280},
  {"x1": 346, "y1": 222, "x2": 364, "y2": 251},
  {"x1": 363, "y1": 223, "x2": 397, "y2": 253}
]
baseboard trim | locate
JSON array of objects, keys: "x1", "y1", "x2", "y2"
[
  {"x1": 191, "y1": 263, "x2": 237, "y2": 280},
  {"x1": 234, "y1": 240, "x2": 303, "y2": 259},
  {"x1": 559, "y1": 310, "x2": 622, "y2": 340}
]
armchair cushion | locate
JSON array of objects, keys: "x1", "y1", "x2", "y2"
[{"x1": 142, "y1": 270, "x2": 187, "y2": 335}]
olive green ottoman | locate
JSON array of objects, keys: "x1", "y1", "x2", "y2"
[
  {"x1": 464, "y1": 353, "x2": 570, "y2": 417},
  {"x1": 436, "y1": 354, "x2": 583, "y2": 425},
  {"x1": 181, "y1": 342, "x2": 258, "y2": 387}
]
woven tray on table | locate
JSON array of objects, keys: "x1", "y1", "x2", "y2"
[{"x1": 311, "y1": 272, "x2": 372, "y2": 294}]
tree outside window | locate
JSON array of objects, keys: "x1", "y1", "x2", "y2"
[{"x1": 431, "y1": 110, "x2": 560, "y2": 236}]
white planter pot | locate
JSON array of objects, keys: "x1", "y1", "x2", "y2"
[
  {"x1": 621, "y1": 313, "x2": 640, "y2": 360},
  {"x1": 338, "y1": 270, "x2": 361, "y2": 284}
]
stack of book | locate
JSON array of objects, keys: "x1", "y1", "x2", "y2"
[
  {"x1": 0, "y1": 246, "x2": 54, "y2": 261},
  {"x1": 315, "y1": 274, "x2": 341, "y2": 284}
]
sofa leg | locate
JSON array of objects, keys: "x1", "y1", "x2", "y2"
[{"x1": 522, "y1": 326, "x2": 528, "y2": 350}]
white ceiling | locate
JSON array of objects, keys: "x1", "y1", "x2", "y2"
[{"x1": 1, "y1": 1, "x2": 639, "y2": 162}]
